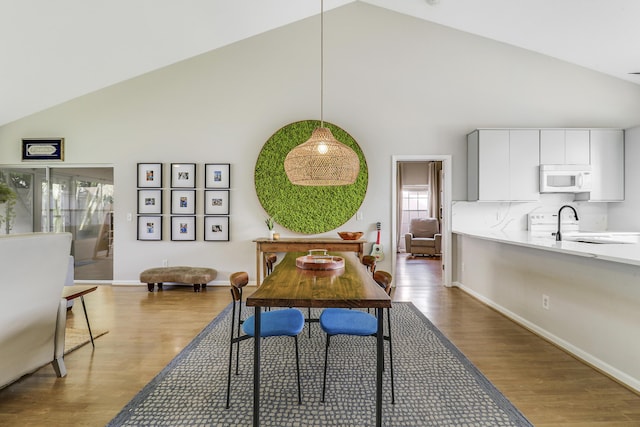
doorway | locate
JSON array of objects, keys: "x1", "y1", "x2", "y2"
[
  {"x1": 391, "y1": 155, "x2": 452, "y2": 287},
  {"x1": 0, "y1": 165, "x2": 113, "y2": 281}
]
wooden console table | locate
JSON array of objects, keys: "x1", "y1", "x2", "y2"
[{"x1": 253, "y1": 238, "x2": 367, "y2": 285}]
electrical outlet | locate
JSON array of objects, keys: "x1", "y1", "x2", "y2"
[
  {"x1": 162, "y1": 259, "x2": 168, "y2": 267},
  {"x1": 356, "y1": 211, "x2": 363, "y2": 221},
  {"x1": 461, "y1": 262, "x2": 465, "y2": 273},
  {"x1": 542, "y1": 294, "x2": 550, "y2": 310}
]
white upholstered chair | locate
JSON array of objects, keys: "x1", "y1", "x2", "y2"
[{"x1": 404, "y1": 218, "x2": 442, "y2": 256}]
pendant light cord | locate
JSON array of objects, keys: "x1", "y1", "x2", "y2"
[{"x1": 320, "y1": 0, "x2": 324, "y2": 127}]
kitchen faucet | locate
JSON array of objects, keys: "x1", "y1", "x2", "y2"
[{"x1": 556, "y1": 205, "x2": 579, "y2": 241}]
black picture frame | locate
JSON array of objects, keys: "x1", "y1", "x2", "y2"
[
  {"x1": 204, "y1": 216, "x2": 229, "y2": 241},
  {"x1": 205, "y1": 163, "x2": 230, "y2": 189},
  {"x1": 171, "y1": 163, "x2": 196, "y2": 188},
  {"x1": 171, "y1": 216, "x2": 196, "y2": 241},
  {"x1": 137, "y1": 216, "x2": 162, "y2": 241},
  {"x1": 204, "y1": 190, "x2": 230, "y2": 215},
  {"x1": 171, "y1": 190, "x2": 196, "y2": 215},
  {"x1": 138, "y1": 189, "x2": 163, "y2": 214},
  {"x1": 137, "y1": 163, "x2": 163, "y2": 188}
]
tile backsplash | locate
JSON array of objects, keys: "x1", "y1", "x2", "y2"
[{"x1": 452, "y1": 194, "x2": 607, "y2": 232}]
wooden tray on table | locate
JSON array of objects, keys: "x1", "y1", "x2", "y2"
[{"x1": 295, "y1": 249, "x2": 345, "y2": 271}]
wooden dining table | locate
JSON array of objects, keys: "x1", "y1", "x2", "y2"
[{"x1": 246, "y1": 251, "x2": 391, "y2": 427}]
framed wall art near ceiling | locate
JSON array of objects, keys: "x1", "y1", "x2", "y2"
[
  {"x1": 137, "y1": 163, "x2": 163, "y2": 188},
  {"x1": 138, "y1": 189, "x2": 162, "y2": 214},
  {"x1": 171, "y1": 216, "x2": 196, "y2": 241},
  {"x1": 171, "y1": 163, "x2": 196, "y2": 188},
  {"x1": 205, "y1": 163, "x2": 230, "y2": 189},
  {"x1": 171, "y1": 190, "x2": 196, "y2": 215},
  {"x1": 137, "y1": 216, "x2": 162, "y2": 241},
  {"x1": 22, "y1": 138, "x2": 64, "y2": 161},
  {"x1": 204, "y1": 190, "x2": 229, "y2": 215},
  {"x1": 204, "y1": 216, "x2": 229, "y2": 241}
]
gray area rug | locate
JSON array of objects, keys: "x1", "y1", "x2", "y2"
[{"x1": 107, "y1": 302, "x2": 532, "y2": 426}]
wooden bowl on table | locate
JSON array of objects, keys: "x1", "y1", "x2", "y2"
[{"x1": 337, "y1": 231, "x2": 364, "y2": 241}]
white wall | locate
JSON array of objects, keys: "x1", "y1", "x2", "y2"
[
  {"x1": 2, "y1": 3, "x2": 640, "y2": 283},
  {"x1": 608, "y1": 125, "x2": 640, "y2": 231}
]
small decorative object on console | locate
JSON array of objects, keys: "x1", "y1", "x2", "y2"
[{"x1": 337, "y1": 231, "x2": 363, "y2": 240}]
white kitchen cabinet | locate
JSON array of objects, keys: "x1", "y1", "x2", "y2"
[
  {"x1": 576, "y1": 129, "x2": 624, "y2": 201},
  {"x1": 468, "y1": 129, "x2": 540, "y2": 201},
  {"x1": 509, "y1": 130, "x2": 541, "y2": 201},
  {"x1": 540, "y1": 129, "x2": 590, "y2": 164}
]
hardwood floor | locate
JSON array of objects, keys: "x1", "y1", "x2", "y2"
[{"x1": 0, "y1": 254, "x2": 638, "y2": 426}]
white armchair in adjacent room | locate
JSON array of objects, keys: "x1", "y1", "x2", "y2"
[{"x1": 404, "y1": 218, "x2": 442, "y2": 257}]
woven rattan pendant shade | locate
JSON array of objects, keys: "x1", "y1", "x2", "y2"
[
  {"x1": 284, "y1": 127, "x2": 359, "y2": 186},
  {"x1": 284, "y1": 0, "x2": 360, "y2": 186}
]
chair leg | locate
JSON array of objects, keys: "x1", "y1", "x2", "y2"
[
  {"x1": 226, "y1": 300, "x2": 237, "y2": 409},
  {"x1": 294, "y1": 336, "x2": 302, "y2": 404},
  {"x1": 322, "y1": 334, "x2": 331, "y2": 403},
  {"x1": 235, "y1": 292, "x2": 243, "y2": 375},
  {"x1": 387, "y1": 307, "x2": 395, "y2": 404},
  {"x1": 308, "y1": 307, "x2": 312, "y2": 338}
]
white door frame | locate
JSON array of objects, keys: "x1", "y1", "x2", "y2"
[{"x1": 391, "y1": 155, "x2": 452, "y2": 287}]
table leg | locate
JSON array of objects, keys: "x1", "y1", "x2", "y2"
[
  {"x1": 80, "y1": 296, "x2": 95, "y2": 348},
  {"x1": 253, "y1": 307, "x2": 261, "y2": 427},
  {"x1": 256, "y1": 246, "x2": 262, "y2": 287},
  {"x1": 376, "y1": 307, "x2": 383, "y2": 427}
]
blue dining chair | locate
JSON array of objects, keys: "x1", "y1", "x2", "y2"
[
  {"x1": 225, "y1": 271, "x2": 305, "y2": 408},
  {"x1": 319, "y1": 270, "x2": 395, "y2": 404}
]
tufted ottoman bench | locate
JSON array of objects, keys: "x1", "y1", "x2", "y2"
[{"x1": 140, "y1": 266, "x2": 217, "y2": 292}]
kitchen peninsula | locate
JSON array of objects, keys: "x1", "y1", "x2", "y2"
[{"x1": 452, "y1": 229, "x2": 640, "y2": 393}]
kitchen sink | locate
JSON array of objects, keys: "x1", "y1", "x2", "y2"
[{"x1": 562, "y1": 232, "x2": 638, "y2": 244}]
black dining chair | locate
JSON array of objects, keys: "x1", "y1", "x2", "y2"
[
  {"x1": 225, "y1": 271, "x2": 305, "y2": 408},
  {"x1": 319, "y1": 270, "x2": 395, "y2": 404}
]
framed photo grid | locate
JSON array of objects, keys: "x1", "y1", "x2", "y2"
[
  {"x1": 171, "y1": 163, "x2": 196, "y2": 188},
  {"x1": 204, "y1": 190, "x2": 229, "y2": 215},
  {"x1": 204, "y1": 216, "x2": 229, "y2": 241},
  {"x1": 138, "y1": 189, "x2": 162, "y2": 214},
  {"x1": 205, "y1": 163, "x2": 230, "y2": 189},
  {"x1": 138, "y1": 216, "x2": 162, "y2": 241},
  {"x1": 171, "y1": 216, "x2": 196, "y2": 241},
  {"x1": 136, "y1": 162, "x2": 232, "y2": 242},
  {"x1": 137, "y1": 163, "x2": 162, "y2": 188},
  {"x1": 171, "y1": 190, "x2": 196, "y2": 215}
]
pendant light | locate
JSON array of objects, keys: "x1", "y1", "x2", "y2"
[{"x1": 284, "y1": 0, "x2": 360, "y2": 186}]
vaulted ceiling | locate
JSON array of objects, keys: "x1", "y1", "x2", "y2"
[{"x1": 2, "y1": 0, "x2": 639, "y2": 127}]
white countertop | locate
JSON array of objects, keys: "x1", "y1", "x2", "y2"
[{"x1": 453, "y1": 229, "x2": 640, "y2": 267}]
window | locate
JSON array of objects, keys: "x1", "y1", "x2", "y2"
[{"x1": 400, "y1": 185, "x2": 430, "y2": 239}]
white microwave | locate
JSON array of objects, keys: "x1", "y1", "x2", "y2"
[{"x1": 539, "y1": 164, "x2": 592, "y2": 193}]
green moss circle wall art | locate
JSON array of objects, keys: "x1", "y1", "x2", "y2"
[{"x1": 255, "y1": 120, "x2": 368, "y2": 234}]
